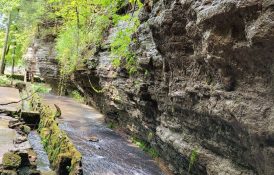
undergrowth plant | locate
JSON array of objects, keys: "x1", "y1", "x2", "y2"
[
  {"x1": 0, "y1": 75, "x2": 11, "y2": 86},
  {"x1": 70, "y1": 90, "x2": 84, "y2": 103},
  {"x1": 131, "y1": 136, "x2": 159, "y2": 158},
  {"x1": 110, "y1": 4, "x2": 142, "y2": 75},
  {"x1": 31, "y1": 83, "x2": 51, "y2": 94},
  {"x1": 188, "y1": 148, "x2": 199, "y2": 174}
]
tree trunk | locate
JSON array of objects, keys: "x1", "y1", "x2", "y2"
[
  {"x1": 0, "y1": 13, "x2": 11, "y2": 75},
  {"x1": 11, "y1": 42, "x2": 16, "y2": 85},
  {"x1": 75, "y1": 6, "x2": 80, "y2": 57}
]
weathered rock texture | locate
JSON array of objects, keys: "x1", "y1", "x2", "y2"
[
  {"x1": 71, "y1": 0, "x2": 274, "y2": 175},
  {"x1": 24, "y1": 33, "x2": 59, "y2": 92},
  {"x1": 29, "y1": 0, "x2": 274, "y2": 174}
]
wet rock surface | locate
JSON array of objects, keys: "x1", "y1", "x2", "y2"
[
  {"x1": 0, "y1": 117, "x2": 41, "y2": 175},
  {"x1": 43, "y1": 94, "x2": 164, "y2": 175},
  {"x1": 0, "y1": 87, "x2": 43, "y2": 175}
]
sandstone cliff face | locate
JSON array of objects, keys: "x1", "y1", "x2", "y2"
[{"x1": 33, "y1": 0, "x2": 274, "y2": 174}]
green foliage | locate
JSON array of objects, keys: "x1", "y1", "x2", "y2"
[
  {"x1": 52, "y1": 0, "x2": 143, "y2": 92},
  {"x1": 0, "y1": 74, "x2": 22, "y2": 86},
  {"x1": 1, "y1": 0, "x2": 144, "y2": 90},
  {"x1": 131, "y1": 136, "x2": 159, "y2": 158},
  {"x1": 0, "y1": 0, "x2": 46, "y2": 70},
  {"x1": 0, "y1": 0, "x2": 20, "y2": 13},
  {"x1": 0, "y1": 75, "x2": 11, "y2": 85},
  {"x1": 188, "y1": 148, "x2": 199, "y2": 174},
  {"x1": 69, "y1": 90, "x2": 84, "y2": 103},
  {"x1": 110, "y1": 12, "x2": 141, "y2": 75},
  {"x1": 56, "y1": 25, "x2": 82, "y2": 75},
  {"x1": 41, "y1": 133, "x2": 50, "y2": 147},
  {"x1": 107, "y1": 122, "x2": 117, "y2": 129},
  {"x1": 31, "y1": 83, "x2": 51, "y2": 94}
]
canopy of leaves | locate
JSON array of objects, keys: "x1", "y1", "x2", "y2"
[
  {"x1": 0, "y1": 0, "x2": 143, "y2": 92},
  {"x1": 0, "y1": 0, "x2": 20, "y2": 13},
  {"x1": 0, "y1": 0, "x2": 47, "y2": 67},
  {"x1": 52, "y1": 0, "x2": 143, "y2": 76}
]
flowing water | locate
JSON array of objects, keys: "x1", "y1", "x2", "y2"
[
  {"x1": 28, "y1": 131, "x2": 56, "y2": 175},
  {"x1": 43, "y1": 94, "x2": 164, "y2": 175}
]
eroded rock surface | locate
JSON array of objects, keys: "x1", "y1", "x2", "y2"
[
  {"x1": 24, "y1": 37, "x2": 59, "y2": 92},
  {"x1": 72, "y1": 0, "x2": 274, "y2": 175}
]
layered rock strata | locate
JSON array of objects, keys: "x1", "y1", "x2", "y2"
[{"x1": 73, "y1": 0, "x2": 274, "y2": 175}]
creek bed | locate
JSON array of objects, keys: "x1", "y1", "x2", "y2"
[{"x1": 43, "y1": 94, "x2": 164, "y2": 175}]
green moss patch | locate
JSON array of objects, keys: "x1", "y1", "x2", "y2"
[
  {"x1": 0, "y1": 170, "x2": 18, "y2": 175},
  {"x1": 2, "y1": 152, "x2": 22, "y2": 169}
]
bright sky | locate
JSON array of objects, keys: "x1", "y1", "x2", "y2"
[{"x1": 0, "y1": 14, "x2": 4, "y2": 29}]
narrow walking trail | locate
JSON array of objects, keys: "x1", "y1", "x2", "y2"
[{"x1": 43, "y1": 94, "x2": 164, "y2": 175}]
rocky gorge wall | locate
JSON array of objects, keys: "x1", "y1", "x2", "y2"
[
  {"x1": 29, "y1": 0, "x2": 274, "y2": 175},
  {"x1": 24, "y1": 34, "x2": 59, "y2": 92},
  {"x1": 73, "y1": 0, "x2": 274, "y2": 175}
]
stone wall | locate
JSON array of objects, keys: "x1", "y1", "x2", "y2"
[{"x1": 72, "y1": 0, "x2": 274, "y2": 175}]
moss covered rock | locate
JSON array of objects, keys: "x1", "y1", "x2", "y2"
[
  {"x1": 20, "y1": 125, "x2": 31, "y2": 134},
  {"x1": 32, "y1": 95, "x2": 82, "y2": 175},
  {"x1": 0, "y1": 170, "x2": 18, "y2": 175},
  {"x1": 2, "y1": 152, "x2": 22, "y2": 169}
]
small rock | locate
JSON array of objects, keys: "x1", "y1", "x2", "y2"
[
  {"x1": 8, "y1": 121, "x2": 24, "y2": 129},
  {"x1": 14, "y1": 136, "x2": 28, "y2": 144},
  {"x1": 28, "y1": 155, "x2": 37, "y2": 164},
  {"x1": 87, "y1": 136, "x2": 99, "y2": 142},
  {"x1": 20, "y1": 125, "x2": 31, "y2": 134}
]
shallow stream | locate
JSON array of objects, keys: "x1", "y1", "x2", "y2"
[{"x1": 43, "y1": 94, "x2": 164, "y2": 175}]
